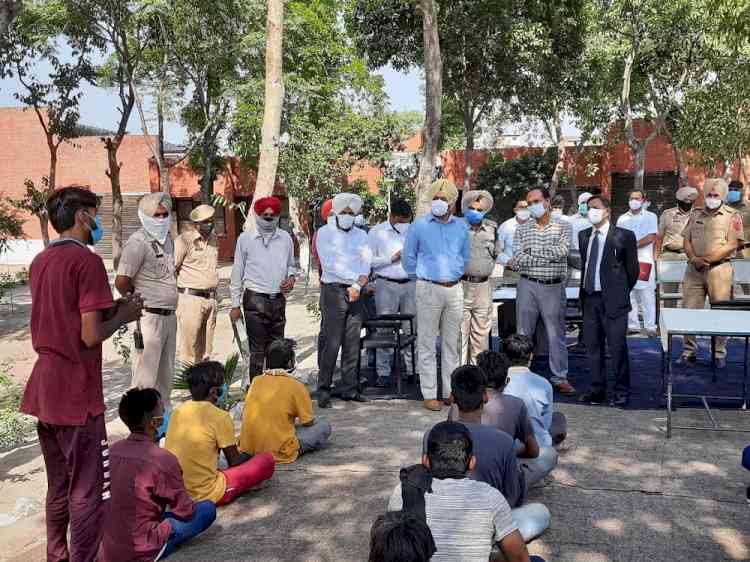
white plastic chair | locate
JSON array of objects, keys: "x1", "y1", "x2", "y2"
[{"x1": 656, "y1": 259, "x2": 688, "y2": 322}]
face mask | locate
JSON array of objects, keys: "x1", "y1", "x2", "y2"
[
  {"x1": 257, "y1": 216, "x2": 279, "y2": 233},
  {"x1": 465, "y1": 209, "x2": 485, "y2": 225},
  {"x1": 516, "y1": 209, "x2": 530, "y2": 221},
  {"x1": 198, "y1": 222, "x2": 214, "y2": 236},
  {"x1": 215, "y1": 383, "x2": 228, "y2": 404},
  {"x1": 155, "y1": 410, "x2": 171, "y2": 441},
  {"x1": 393, "y1": 222, "x2": 409, "y2": 234},
  {"x1": 138, "y1": 210, "x2": 171, "y2": 244},
  {"x1": 578, "y1": 203, "x2": 588, "y2": 216},
  {"x1": 677, "y1": 200, "x2": 693, "y2": 213},
  {"x1": 354, "y1": 215, "x2": 365, "y2": 227},
  {"x1": 705, "y1": 196, "x2": 722, "y2": 210},
  {"x1": 727, "y1": 191, "x2": 742, "y2": 204},
  {"x1": 431, "y1": 199, "x2": 449, "y2": 217},
  {"x1": 337, "y1": 214, "x2": 355, "y2": 230},
  {"x1": 551, "y1": 209, "x2": 563, "y2": 220},
  {"x1": 629, "y1": 199, "x2": 643, "y2": 211},
  {"x1": 83, "y1": 212, "x2": 104, "y2": 246},
  {"x1": 587, "y1": 208, "x2": 605, "y2": 225},
  {"x1": 529, "y1": 202, "x2": 547, "y2": 219}
]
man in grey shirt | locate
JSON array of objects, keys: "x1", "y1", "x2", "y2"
[
  {"x1": 230, "y1": 197, "x2": 296, "y2": 382},
  {"x1": 390, "y1": 421, "x2": 535, "y2": 562}
]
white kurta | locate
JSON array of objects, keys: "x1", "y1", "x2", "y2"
[{"x1": 617, "y1": 210, "x2": 658, "y2": 290}]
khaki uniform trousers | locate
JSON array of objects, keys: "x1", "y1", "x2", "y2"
[
  {"x1": 682, "y1": 262, "x2": 733, "y2": 359},
  {"x1": 132, "y1": 311, "x2": 177, "y2": 407},
  {"x1": 461, "y1": 280, "x2": 492, "y2": 364},
  {"x1": 176, "y1": 293, "x2": 218, "y2": 365},
  {"x1": 659, "y1": 251, "x2": 687, "y2": 308}
]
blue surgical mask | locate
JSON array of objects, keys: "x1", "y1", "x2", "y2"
[
  {"x1": 728, "y1": 191, "x2": 742, "y2": 204},
  {"x1": 156, "y1": 410, "x2": 171, "y2": 441},
  {"x1": 465, "y1": 209, "x2": 485, "y2": 225},
  {"x1": 216, "y1": 383, "x2": 228, "y2": 403},
  {"x1": 84, "y1": 212, "x2": 104, "y2": 245},
  {"x1": 578, "y1": 203, "x2": 588, "y2": 216}
]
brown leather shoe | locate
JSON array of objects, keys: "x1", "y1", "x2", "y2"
[
  {"x1": 553, "y1": 381, "x2": 577, "y2": 396},
  {"x1": 423, "y1": 399, "x2": 443, "y2": 412}
]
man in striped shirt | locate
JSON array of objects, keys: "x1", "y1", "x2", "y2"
[{"x1": 508, "y1": 187, "x2": 576, "y2": 396}]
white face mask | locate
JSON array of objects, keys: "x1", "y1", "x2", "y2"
[
  {"x1": 587, "y1": 208, "x2": 606, "y2": 225},
  {"x1": 393, "y1": 222, "x2": 409, "y2": 234},
  {"x1": 431, "y1": 199, "x2": 450, "y2": 217},
  {"x1": 515, "y1": 209, "x2": 530, "y2": 222},
  {"x1": 138, "y1": 210, "x2": 171, "y2": 244},
  {"x1": 529, "y1": 202, "x2": 547, "y2": 219},
  {"x1": 705, "y1": 196, "x2": 722, "y2": 210},
  {"x1": 337, "y1": 214, "x2": 355, "y2": 230},
  {"x1": 551, "y1": 209, "x2": 563, "y2": 220},
  {"x1": 629, "y1": 199, "x2": 643, "y2": 211}
]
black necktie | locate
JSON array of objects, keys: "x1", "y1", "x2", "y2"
[{"x1": 585, "y1": 231, "x2": 600, "y2": 294}]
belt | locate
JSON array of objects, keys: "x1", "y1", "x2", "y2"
[
  {"x1": 665, "y1": 248, "x2": 684, "y2": 254},
  {"x1": 178, "y1": 287, "x2": 216, "y2": 299},
  {"x1": 461, "y1": 275, "x2": 490, "y2": 284},
  {"x1": 245, "y1": 289, "x2": 283, "y2": 300},
  {"x1": 419, "y1": 278, "x2": 460, "y2": 288},
  {"x1": 145, "y1": 307, "x2": 174, "y2": 316},
  {"x1": 321, "y1": 282, "x2": 351, "y2": 289},
  {"x1": 376, "y1": 275, "x2": 411, "y2": 285},
  {"x1": 520, "y1": 274, "x2": 564, "y2": 285},
  {"x1": 708, "y1": 259, "x2": 731, "y2": 270}
]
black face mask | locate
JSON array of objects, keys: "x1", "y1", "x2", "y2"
[
  {"x1": 678, "y1": 200, "x2": 693, "y2": 213},
  {"x1": 198, "y1": 223, "x2": 214, "y2": 236}
]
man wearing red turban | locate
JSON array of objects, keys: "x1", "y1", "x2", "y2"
[{"x1": 230, "y1": 196, "x2": 297, "y2": 381}]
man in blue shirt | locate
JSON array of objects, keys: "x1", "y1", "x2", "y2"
[{"x1": 404, "y1": 179, "x2": 471, "y2": 411}]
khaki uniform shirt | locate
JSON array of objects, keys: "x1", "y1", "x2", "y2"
[
  {"x1": 729, "y1": 202, "x2": 750, "y2": 248},
  {"x1": 658, "y1": 207, "x2": 692, "y2": 252},
  {"x1": 464, "y1": 220, "x2": 501, "y2": 278},
  {"x1": 118, "y1": 228, "x2": 178, "y2": 309},
  {"x1": 683, "y1": 205, "x2": 745, "y2": 258},
  {"x1": 174, "y1": 230, "x2": 219, "y2": 290}
]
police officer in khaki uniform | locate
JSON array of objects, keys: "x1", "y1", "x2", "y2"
[
  {"x1": 656, "y1": 186, "x2": 698, "y2": 307},
  {"x1": 175, "y1": 204, "x2": 219, "y2": 365},
  {"x1": 461, "y1": 190, "x2": 501, "y2": 364},
  {"x1": 116, "y1": 192, "x2": 178, "y2": 406},
  {"x1": 679, "y1": 179, "x2": 745, "y2": 368},
  {"x1": 727, "y1": 181, "x2": 750, "y2": 256}
]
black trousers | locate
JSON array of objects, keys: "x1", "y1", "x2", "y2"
[
  {"x1": 317, "y1": 283, "x2": 363, "y2": 398},
  {"x1": 582, "y1": 292, "x2": 630, "y2": 397},
  {"x1": 243, "y1": 290, "x2": 286, "y2": 379}
]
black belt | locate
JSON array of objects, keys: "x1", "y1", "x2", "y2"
[
  {"x1": 520, "y1": 274, "x2": 564, "y2": 285},
  {"x1": 708, "y1": 259, "x2": 731, "y2": 270},
  {"x1": 376, "y1": 275, "x2": 411, "y2": 285},
  {"x1": 178, "y1": 287, "x2": 216, "y2": 299},
  {"x1": 462, "y1": 275, "x2": 490, "y2": 284},
  {"x1": 419, "y1": 278, "x2": 460, "y2": 288},
  {"x1": 321, "y1": 282, "x2": 351, "y2": 289},
  {"x1": 245, "y1": 289, "x2": 283, "y2": 300},
  {"x1": 665, "y1": 248, "x2": 684, "y2": 254},
  {"x1": 145, "y1": 307, "x2": 174, "y2": 316}
]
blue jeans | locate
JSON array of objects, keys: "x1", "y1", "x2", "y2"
[{"x1": 159, "y1": 500, "x2": 216, "y2": 559}]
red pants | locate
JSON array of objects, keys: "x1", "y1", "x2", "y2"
[
  {"x1": 216, "y1": 453, "x2": 275, "y2": 506},
  {"x1": 37, "y1": 414, "x2": 109, "y2": 562}
]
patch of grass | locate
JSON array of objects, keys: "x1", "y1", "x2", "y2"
[{"x1": 0, "y1": 363, "x2": 34, "y2": 451}]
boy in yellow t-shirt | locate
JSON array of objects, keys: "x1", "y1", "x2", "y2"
[
  {"x1": 239, "y1": 339, "x2": 332, "y2": 464},
  {"x1": 166, "y1": 361, "x2": 275, "y2": 505}
]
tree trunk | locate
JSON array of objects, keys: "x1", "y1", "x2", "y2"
[
  {"x1": 415, "y1": 0, "x2": 442, "y2": 217},
  {"x1": 463, "y1": 111, "x2": 474, "y2": 191},
  {"x1": 106, "y1": 140, "x2": 124, "y2": 270},
  {"x1": 550, "y1": 114, "x2": 565, "y2": 196},
  {"x1": 724, "y1": 160, "x2": 734, "y2": 182},
  {"x1": 201, "y1": 134, "x2": 213, "y2": 204},
  {"x1": 634, "y1": 144, "x2": 647, "y2": 193},
  {"x1": 157, "y1": 75, "x2": 170, "y2": 194},
  {"x1": 672, "y1": 144, "x2": 687, "y2": 188},
  {"x1": 249, "y1": 0, "x2": 285, "y2": 231},
  {"x1": 39, "y1": 144, "x2": 58, "y2": 248}
]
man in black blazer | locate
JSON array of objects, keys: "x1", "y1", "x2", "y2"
[{"x1": 577, "y1": 195, "x2": 639, "y2": 407}]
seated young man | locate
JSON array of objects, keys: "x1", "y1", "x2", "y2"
[
  {"x1": 503, "y1": 334, "x2": 567, "y2": 448},
  {"x1": 166, "y1": 361, "x2": 276, "y2": 505},
  {"x1": 369, "y1": 511, "x2": 436, "y2": 562},
  {"x1": 390, "y1": 421, "x2": 538, "y2": 562},
  {"x1": 444, "y1": 365, "x2": 550, "y2": 542},
  {"x1": 239, "y1": 338, "x2": 331, "y2": 463},
  {"x1": 99, "y1": 388, "x2": 216, "y2": 562}
]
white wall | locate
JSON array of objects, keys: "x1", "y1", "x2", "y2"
[{"x1": 0, "y1": 240, "x2": 44, "y2": 266}]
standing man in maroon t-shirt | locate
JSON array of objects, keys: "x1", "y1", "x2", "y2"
[{"x1": 20, "y1": 187, "x2": 143, "y2": 562}]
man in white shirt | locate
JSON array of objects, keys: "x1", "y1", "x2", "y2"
[
  {"x1": 498, "y1": 200, "x2": 530, "y2": 284},
  {"x1": 316, "y1": 193, "x2": 373, "y2": 408},
  {"x1": 368, "y1": 199, "x2": 415, "y2": 388},
  {"x1": 616, "y1": 189, "x2": 658, "y2": 335},
  {"x1": 229, "y1": 197, "x2": 296, "y2": 382}
]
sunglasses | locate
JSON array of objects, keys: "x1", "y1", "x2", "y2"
[{"x1": 153, "y1": 212, "x2": 169, "y2": 218}]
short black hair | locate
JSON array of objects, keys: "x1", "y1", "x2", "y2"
[
  {"x1": 390, "y1": 199, "x2": 413, "y2": 219},
  {"x1": 476, "y1": 351, "x2": 511, "y2": 390},
  {"x1": 47, "y1": 186, "x2": 99, "y2": 233},
  {"x1": 527, "y1": 186, "x2": 551, "y2": 200},
  {"x1": 504, "y1": 334, "x2": 535, "y2": 366},
  {"x1": 587, "y1": 195, "x2": 611, "y2": 209},
  {"x1": 551, "y1": 194, "x2": 566, "y2": 208},
  {"x1": 450, "y1": 365, "x2": 486, "y2": 413},
  {"x1": 118, "y1": 387, "x2": 162, "y2": 432},
  {"x1": 184, "y1": 361, "x2": 225, "y2": 400},
  {"x1": 426, "y1": 421, "x2": 473, "y2": 479},
  {"x1": 628, "y1": 188, "x2": 646, "y2": 199},
  {"x1": 266, "y1": 338, "x2": 296, "y2": 370},
  {"x1": 729, "y1": 180, "x2": 744, "y2": 190},
  {"x1": 369, "y1": 511, "x2": 436, "y2": 562}
]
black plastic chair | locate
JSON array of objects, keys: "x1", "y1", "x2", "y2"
[{"x1": 357, "y1": 313, "x2": 417, "y2": 397}]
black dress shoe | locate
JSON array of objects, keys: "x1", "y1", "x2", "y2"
[
  {"x1": 318, "y1": 393, "x2": 332, "y2": 409},
  {"x1": 579, "y1": 391, "x2": 606, "y2": 405},
  {"x1": 611, "y1": 395, "x2": 629, "y2": 408},
  {"x1": 342, "y1": 393, "x2": 370, "y2": 403}
]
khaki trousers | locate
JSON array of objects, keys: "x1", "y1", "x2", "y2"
[
  {"x1": 176, "y1": 293, "x2": 217, "y2": 365},
  {"x1": 461, "y1": 280, "x2": 492, "y2": 364},
  {"x1": 682, "y1": 262, "x2": 733, "y2": 359},
  {"x1": 132, "y1": 311, "x2": 177, "y2": 407},
  {"x1": 659, "y1": 251, "x2": 687, "y2": 308}
]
